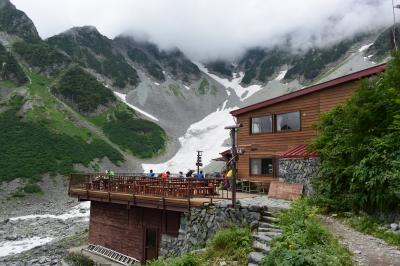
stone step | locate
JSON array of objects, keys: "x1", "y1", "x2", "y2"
[
  {"x1": 248, "y1": 251, "x2": 265, "y2": 264},
  {"x1": 259, "y1": 231, "x2": 281, "y2": 238},
  {"x1": 261, "y1": 211, "x2": 274, "y2": 217},
  {"x1": 253, "y1": 240, "x2": 270, "y2": 254},
  {"x1": 248, "y1": 263, "x2": 258, "y2": 266},
  {"x1": 253, "y1": 233, "x2": 272, "y2": 243},
  {"x1": 259, "y1": 222, "x2": 279, "y2": 229},
  {"x1": 258, "y1": 227, "x2": 282, "y2": 233},
  {"x1": 260, "y1": 215, "x2": 278, "y2": 223}
]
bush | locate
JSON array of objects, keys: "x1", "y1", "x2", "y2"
[
  {"x1": 148, "y1": 227, "x2": 253, "y2": 266},
  {"x1": 0, "y1": 43, "x2": 28, "y2": 85},
  {"x1": 53, "y1": 66, "x2": 116, "y2": 114},
  {"x1": 102, "y1": 109, "x2": 166, "y2": 158},
  {"x1": 0, "y1": 97, "x2": 123, "y2": 182},
  {"x1": 312, "y1": 52, "x2": 400, "y2": 213},
  {"x1": 66, "y1": 253, "x2": 94, "y2": 266},
  {"x1": 12, "y1": 40, "x2": 70, "y2": 74},
  {"x1": 23, "y1": 183, "x2": 42, "y2": 194},
  {"x1": 262, "y1": 200, "x2": 353, "y2": 266}
]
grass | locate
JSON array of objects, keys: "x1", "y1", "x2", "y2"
[
  {"x1": 261, "y1": 199, "x2": 354, "y2": 266},
  {"x1": 340, "y1": 214, "x2": 400, "y2": 248},
  {"x1": 66, "y1": 253, "x2": 94, "y2": 266},
  {"x1": 148, "y1": 227, "x2": 253, "y2": 266}
]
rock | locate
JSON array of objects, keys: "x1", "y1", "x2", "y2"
[
  {"x1": 248, "y1": 251, "x2": 264, "y2": 263},
  {"x1": 354, "y1": 250, "x2": 362, "y2": 254},
  {"x1": 39, "y1": 257, "x2": 47, "y2": 264},
  {"x1": 219, "y1": 261, "x2": 227, "y2": 266},
  {"x1": 390, "y1": 223, "x2": 399, "y2": 231},
  {"x1": 5, "y1": 234, "x2": 18, "y2": 241},
  {"x1": 250, "y1": 221, "x2": 259, "y2": 231},
  {"x1": 2, "y1": 218, "x2": 10, "y2": 224}
]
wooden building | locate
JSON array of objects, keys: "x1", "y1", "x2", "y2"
[
  {"x1": 68, "y1": 173, "x2": 231, "y2": 263},
  {"x1": 230, "y1": 64, "x2": 385, "y2": 183}
]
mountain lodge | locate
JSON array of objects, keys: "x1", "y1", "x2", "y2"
[{"x1": 230, "y1": 64, "x2": 386, "y2": 192}]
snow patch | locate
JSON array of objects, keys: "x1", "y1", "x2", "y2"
[
  {"x1": 193, "y1": 62, "x2": 263, "y2": 101},
  {"x1": 154, "y1": 82, "x2": 160, "y2": 86},
  {"x1": 275, "y1": 70, "x2": 287, "y2": 81},
  {"x1": 0, "y1": 237, "x2": 54, "y2": 257},
  {"x1": 142, "y1": 107, "x2": 237, "y2": 173},
  {"x1": 114, "y1": 91, "x2": 159, "y2": 122},
  {"x1": 10, "y1": 201, "x2": 90, "y2": 221},
  {"x1": 359, "y1": 43, "x2": 374, "y2": 52},
  {"x1": 184, "y1": 85, "x2": 191, "y2": 91}
]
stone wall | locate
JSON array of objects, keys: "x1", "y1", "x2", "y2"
[
  {"x1": 159, "y1": 203, "x2": 265, "y2": 257},
  {"x1": 278, "y1": 157, "x2": 320, "y2": 195}
]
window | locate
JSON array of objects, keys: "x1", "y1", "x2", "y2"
[
  {"x1": 276, "y1": 111, "x2": 300, "y2": 132},
  {"x1": 250, "y1": 158, "x2": 274, "y2": 175},
  {"x1": 251, "y1": 116, "x2": 272, "y2": 133}
]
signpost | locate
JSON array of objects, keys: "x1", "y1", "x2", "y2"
[
  {"x1": 196, "y1": 150, "x2": 203, "y2": 176},
  {"x1": 224, "y1": 124, "x2": 242, "y2": 208}
]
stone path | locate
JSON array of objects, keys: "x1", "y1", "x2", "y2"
[
  {"x1": 248, "y1": 212, "x2": 282, "y2": 266},
  {"x1": 321, "y1": 216, "x2": 400, "y2": 266}
]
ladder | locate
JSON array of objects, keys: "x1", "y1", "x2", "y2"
[{"x1": 84, "y1": 244, "x2": 140, "y2": 265}]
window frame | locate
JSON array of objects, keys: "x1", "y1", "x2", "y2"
[
  {"x1": 249, "y1": 157, "x2": 275, "y2": 176},
  {"x1": 250, "y1": 115, "x2": 274, "y2": 135},
  {"x1": 275, "y1": 111, "x2": 302, "y2": 133}
]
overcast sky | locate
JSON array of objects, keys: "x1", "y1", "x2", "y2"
[{"x1": 12, "y1": 0, "x2": 393, "y2": 61}]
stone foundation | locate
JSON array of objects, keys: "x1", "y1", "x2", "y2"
[
  {"x1": 278, "y1": 157, "x2": 320, "y2": 195},
  {"x1": 159, "y1": 203, "x2": 266, "y2": 257}
]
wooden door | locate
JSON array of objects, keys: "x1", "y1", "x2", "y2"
[{"x1": 145, "y1": 228, "x2": 158, "y2": 261}]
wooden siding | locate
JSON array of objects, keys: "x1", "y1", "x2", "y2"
[
  {"x1": 88, "y1": 201, "x2": 181, "y2": 262},
  {"x1": 235, "y1": 80, "x2": 360, "y2": 181}
]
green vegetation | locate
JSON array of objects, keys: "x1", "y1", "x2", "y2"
[
  {"x1": 47, "y1": 30, "x2": 139, "y2": 88},
  {"x1": 0, "y1": 43, "x2": 28, "y2": 85},
  {"x1": 66, "y1": 253, "x2": 94, "y2": 266},
  {"x1": 312, "y1": 53, "x2": 400, "y2": 214},
  {"x1": 198, "y1": 79, "x2": 210, "y2": 94},
  {"x1": 148, "y1": 227, "x2": 253, "y2": 266},
  {"x1": 12, "y1": 41, "x2": 70, "y2": 74},
  {"x1": 127, "y1": 47, "x2": 165, "y2": 81},
  {"x1": 0, "y1": 95, "x2": 123, "y2": 182},
  {"x1": 53, "y1": 66, "x2": 116, "y2": 114},
  {"x1": 340, "y1": 214, "x2": 400, "y2": 248},
  {"x1": 168, "y1": 84, "x2": 184, "y2": 97},
  {"x1": 367, "y1": 25, "x2": 399, "y2": 62},
  {"x1": 0, "y1": 0, "x2": 39, "y2": 41},
  {"x1": 206, "y1": 61, "x2": 232, "y2": 77},
  {"x1": 262, "y1": 200, "x2": 353, "y2": 266},
  {"x1": 102, "y1": 109, "x2": 166, "y2": 158}
]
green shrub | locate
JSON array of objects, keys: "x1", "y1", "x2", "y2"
[
  {"x1": 148, "y1": 226, "x2": 253, "y2": 266},
  {"x1": 262, "y1": 200, "x2": 353, "y2": 266},
  {"x1": 344, "y1": 214, "x2": 400, "y2": 248},
  {"x1": 102, "y1": 110, "x2": 166, "y2": 158},
  {"x1": 66, "y1": 253, "x2": 94, "y2": 266},
  {"x1": 312, "y1": 52, "x2": 400, "y2": 213},
  {"x1": 53, "y1": 66, "x2": 116, "y2": 114},
  {"x1": 23, "y1": 183, "x2": 42, "y2": 194},
  {"x1": 0, "y1": 43, "x2": 28, "y2": 85},
  {"x1": 12, "y1": 41, "x2": 70, "y2": 74},
  {"x1": 0, "y1": 98, "x2": 123, "y2": 182}
]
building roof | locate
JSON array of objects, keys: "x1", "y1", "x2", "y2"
[
  {"x1": 231, "y1": 64, "x2": 386, "y2": 116},
  {"x1": 278, "y1": 145, "x2": 319, "y2": 158}
]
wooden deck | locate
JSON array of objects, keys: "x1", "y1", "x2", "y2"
[{"x1": 68, "y1": 173, "x2": 257, "y2": 211}]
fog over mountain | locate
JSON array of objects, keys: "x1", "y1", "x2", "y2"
[{"x1": 12, "y1": 0, "x2": 393, "y2": 61}]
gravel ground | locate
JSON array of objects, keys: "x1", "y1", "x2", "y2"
[
  {"x1": 321, "y1": 216, "x2": 400, "y2": 266},
  {"x1": 0, "y1": 176, "x2": 89, "y2": 265}
]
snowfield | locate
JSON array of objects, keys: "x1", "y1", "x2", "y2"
[
  {"x1": 193, "y1": 62, "x2": 263, "y2": 100},
  {"x1": 275, "y1": 70, "x2": 287, "y2": 81},
  {"x1": 142, "y1": 105, "x2": 237, "y2": 173},
  {"x1": 114, "y1": 91, "x2": 159, "y2": 121}
]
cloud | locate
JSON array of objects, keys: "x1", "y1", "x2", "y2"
[{"x1": 12, "y1": 0, "x2": 393, "y2": 61}]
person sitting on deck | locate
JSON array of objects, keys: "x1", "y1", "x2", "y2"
[
  {"x1": 186, "y1": 170, "x2": 194, "y2": 178},
  {"x1": 196, "y1": 170, "x2": 205, "y2": 180},
  {"x1": 148, "y1": 169, "x2": 156, "y2": 178},
  {"x1": 161, "y1": 171, "x2": 170, "y2": 182},
  {"x1": 178, "y1": 171, "x2": 185, "y2": 178}
]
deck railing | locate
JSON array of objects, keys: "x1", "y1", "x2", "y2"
[{"x1": 69, "y1": 173, "x2": 232, "y2": 203}]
